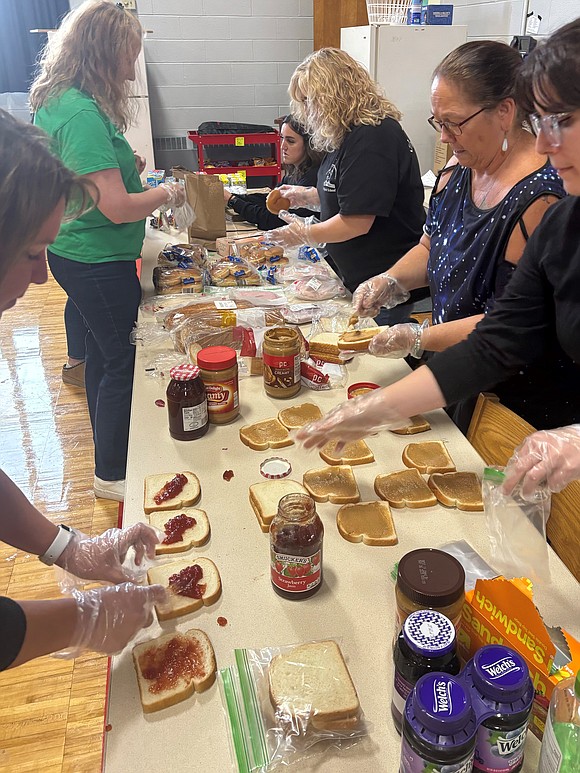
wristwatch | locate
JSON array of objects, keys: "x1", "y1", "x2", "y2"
[
  {"x1": 39, "y1": 524, "x2": 75, "y2": 566},
  {"x1": 227, "y1": 194, "x2": 237, "y2": 208}
]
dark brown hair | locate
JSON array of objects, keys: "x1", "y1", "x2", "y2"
[
  {"x1": 516, "y1": 19, "x2": 580, "y2": 115},
  {"x1": 280, "y1": 114, "x2": 323, "y2": 184}
]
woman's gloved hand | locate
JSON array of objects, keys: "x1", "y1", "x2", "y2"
[
  {"x1": 369, "y1": 320, "x2": 429, "y2": 359},
  {"x1": 263, "y1": 212, "x2": 324, "y2": 249},
  {"x1": 277, "y1": 184, "x2": 321, "y2": 211},
  {"x1": 159, "y1": 181, "x2": 187, "y2": 209},
  {"x1": 296, "y1": 387, "x2": 408, "y2": 450},
  {"x1": 503, "y1": 425, "x2": 580, "y2": 498},
  {"x1": 352, "y1": 273, "x2": 410, "y2": 318},
  {"x1": 56, "y1": 583, "x2": 166, "y2": 658},
  {"x1": 55, "y1": 523, "x2": 161, "y2": 587}
]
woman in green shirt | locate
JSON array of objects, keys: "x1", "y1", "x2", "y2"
[{"x1": 30, "y1": 1, "x2": 184, "y2": 501}]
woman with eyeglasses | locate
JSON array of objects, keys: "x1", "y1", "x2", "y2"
[
  {"x1": 297, "y1": 19, "x2": 580, "y2": 496},
  {"x1": 352, "y1": 40, "x2": 571, "y2": 432}
]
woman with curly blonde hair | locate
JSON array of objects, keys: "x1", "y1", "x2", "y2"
[
  {"x1": 30, "y1": 0, "x2": 185, "y2": 502},
  {"x1": 264, "y1": 48, "x2": 426, "y2": 320}
]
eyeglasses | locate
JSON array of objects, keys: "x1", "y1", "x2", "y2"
[
  {"x1": 528, "y1": 112, "x2": 573, "y2": 148},
  {"x1": 428, "y1": 107, "x2": 487, "y2": 137}
]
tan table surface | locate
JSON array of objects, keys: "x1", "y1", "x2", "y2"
[{"x1": 103, "y1": 229, "x2": 580, "y2": 773}]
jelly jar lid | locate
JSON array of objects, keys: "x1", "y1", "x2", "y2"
[
  {"x1": 169, "y1": 363, "x2": 201, "y2": 381},
  {"x1": 397, "y1": 548, "x2": 465, "y2": 608},
  {"x1": 196, "y1": 346, "x2": 237, "y2": 370},
  {"x1": 471, "y1": 645, "x2": 531, "y2": 703},
  {"x1": 403, "y1": 609, "x2": 456, "y2": 657},
  {"x1": 413, "y1": 673, "x2": 473, "y2": 736}
]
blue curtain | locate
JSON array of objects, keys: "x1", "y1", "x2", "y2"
[{"x1": 0, "y1": 0, "x2": 70, "y2": 93}]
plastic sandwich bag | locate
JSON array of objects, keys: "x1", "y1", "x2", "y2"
[
  {"x1": 482, "y1": 466, "x2": 551, "y2": 584},
  {"x1": 219, "y1": 640, "x2": 369, "y2": 772}
]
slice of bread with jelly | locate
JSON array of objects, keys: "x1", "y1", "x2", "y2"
[
  {"x1": 148, "y1": 508, "x2": 210, "y2": 555},
  {"x1": 147, "y1": 557, "x2": 221, "y2": 621},
  {"x1": 374, "y1": 468, "x2": 437, "y2": 509},
  {"x1": 144, "y1": 471, "x2": 201, "y2": 515},
  {"x1": 337, "y1": 501, "x2": 398, "y2": 546},
  {"x1": 319, "y1": 439, "x2": 374, "y2": 466},
  {"x1": 239, "y1": 418, "x2": 294, "y2": 451},
  {"x1": 402, "y1": 441, "x2": 456, "y2": 475},
  {"x1": 428, "y1": 471, "x2": 484, "y2": 512},
  {"x1": 303, "y1": 465, "x2": 360, "y2": 504}
]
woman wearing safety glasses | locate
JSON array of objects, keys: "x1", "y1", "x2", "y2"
[
  {"x1": 351, "y1": 40, "x2": 571, "y2": 432},
  {"x1": 297, "y1": 19, "x2": 580, "y2": 497}
]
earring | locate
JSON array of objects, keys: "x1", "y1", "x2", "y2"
[{"x1": 502, "y1": 134, "x2": 508, "y2": 152}]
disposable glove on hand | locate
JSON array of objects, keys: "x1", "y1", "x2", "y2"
[
  {"x1": 56, "y1": 582, "x2": 166, "y2": 658},
  {"x1": 503, "y1": 425, "x2": 580, "y2": 498},
  {"x1": 56, "y1": 523, "x2": 161, "y2": 588},
  {"x1": 263, "y1": 212, "x2": 324, "y2": 249},
  {"x1": 159, "y1": 181, "x2": 187, "y2": 209},
  {"x1": 352, "y1": 273, "x2": 411, "y2": 318},
  {"x1": 296, "y1": 387, "x2": 408, "y2": 450},
  {"x1": 369, "y1": 320, "x2": 428, "y2": 359},
  {"x1": 277, "y1": 184, "x2": 321, "y2": 211}
]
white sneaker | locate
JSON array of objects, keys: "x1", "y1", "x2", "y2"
[{"x1": 94, "y1": 476, "x2": 125, "y2": 502}]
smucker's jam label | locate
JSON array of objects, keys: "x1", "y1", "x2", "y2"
[{"x1": 270, "y1": 549, "x2": 321, "y2": 593}]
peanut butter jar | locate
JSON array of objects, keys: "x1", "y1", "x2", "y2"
[
  {"x1": 262, "y1": 327, "x2": 301, "y2": 399},
  {"x1": 197, "y1": 346, "x2": 239, "y2": 424}
]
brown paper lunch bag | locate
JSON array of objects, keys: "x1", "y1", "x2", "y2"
[{"x1": 172, "y1": 166, "x2": 226, "y2": 250}]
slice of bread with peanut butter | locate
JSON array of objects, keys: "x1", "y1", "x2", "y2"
[
  {"x1": 337, "y1": 501, "x2": 398, "y2": 546},
  {"x1": 374, "y1": 468, "x2": 437, "y2": 508},
  {"x1": 402, "y1": 441, "x2": 456, "y2": 474},
  {"x1": 319, "y1": 439, "x2": 374, "y2": 466},
  {"x1": 428, "y1": 471, "x2": 484, "y2": 511},
  {"x1": 239, "y1": 418, "x2": 294, "y2": 451},
  {"x1": 303, "y1": 465, "x2": 360, "y2": 504}
]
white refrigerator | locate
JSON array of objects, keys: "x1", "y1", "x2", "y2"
[
  {"x1": 341, "y1": 24, "x2": 467, "y2": 174},
  {"x1": 125, "y1": 46, "x2": 155, "y2": 176}
]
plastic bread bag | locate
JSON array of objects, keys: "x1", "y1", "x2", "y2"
[
  {"x1": 291, "y1": 275, "x2": 348, "y2": 302},
  {"x1": 301, "y1": 357, "x2": 348, "y2": 391},
  {"x1": 282, "y1": 301, "x2": 344, "y2": 325},
  {"x1": 277, "y1": 262, "x2": 333, "y2": 283},
  {"x1": 157, "y1": 242, "x2": 208, "y2": 268},
  {"x1": 208, "y1": 255, "x2": 264, "y2": 288},
  {"x1": 234, "y1": 239, "x2": 288, "y2": 270},
  {"x1": 219, "y1": 639, "x2": 369, "y2": 772},
  {"x1": 130, "y1": 319, "x2": 172, "y2": 350},
  {"x1": 482, "y1": 466, "x2": 551, "y2": 584},
  {"x1": 152, "y1": 265, "x2": 207, "y2": 295}
]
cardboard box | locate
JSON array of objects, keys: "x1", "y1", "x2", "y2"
[
  {"x1": 433, "y1": 137, "x2": 453, "y2": 174},
  {"x1": 426, "y1": 5, "x2": 454, "y2": 25},
  {"x1": 458, "y1": 576, "x2": 580, "y2": 740}
]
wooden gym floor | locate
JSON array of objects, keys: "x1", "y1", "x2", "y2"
[{"x1": 0, "y1": 272, "x2": 117, "y2": 772}]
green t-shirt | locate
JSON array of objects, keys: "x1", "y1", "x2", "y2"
[{"x1": 34, "y1": 87, "x2": 145, "y2": 263}]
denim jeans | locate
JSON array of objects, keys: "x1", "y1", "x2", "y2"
[
  {"x1": 64, "y1": 297, "x2": 88, "y2": 361},
  {"x1": 48, "y1": 251, "x2": 141, "y2": 481}
]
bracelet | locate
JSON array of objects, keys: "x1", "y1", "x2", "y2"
[
  {"x1": 410, "y1": 326, "x2": 424, "y2": 359},
  {"x1": 39, "y1": 524, "x2": 75, "y2": 566}
]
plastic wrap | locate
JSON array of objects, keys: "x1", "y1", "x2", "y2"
[
  {"x1": 291, "y1": 275, "x2": 347, "y2": 302},
  {"x1": 157, "y1": 242, "x2": 208, "y2": 268},
  {"x1": 219, "y1": 639, "x2": 369, "y2": 772},
  {"x1": 207, "y1": 255, "x2": 263, "y2": 287},
  {"x1": 152, "y1": 265, "x2": 207, "y2": 295}
]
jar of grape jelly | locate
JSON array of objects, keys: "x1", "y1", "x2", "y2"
[
  {"x1": 270, "y1": 493, "x2": 323, "y2": 599},
  {"x1": 166, "y1": 363, "x2": 209, "y2": 441}
]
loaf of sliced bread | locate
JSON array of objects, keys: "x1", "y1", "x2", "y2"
[
  {"x1": 428, "y1": 471, "x2": 484, "y2": 511},
  {"x1": 303, "y1": 465, "x2": 360, "y2": 504},
  {"x1": 390, "y1": 415, "x2": 431, "y2": 435},
  {"x1": 147, "y1": 557, "x2": 221, "y2": 621},
  {"x1": 249, "y1": 479, "x2": 308, "y2": 532},
  {"x1": 133, "y1": 628, "x2": 216, "y2": 713},
  {"x1": 319, "y1": 439, "x2": 374, "y2": 466},
  {"x1": 402, "y1": 441, "x2": 456, "y2": 474},
  {"x1": 239, "y1": 418, "x2": 294, "y2": 451},
  {"x1": 269, "y1": 640, "x2": 360, "y2": 730},
  {"x1": 374, "y1": 468, "x2": 437, "y2": 508},
  {"x1": 308, "y1": 332, "x2": 343, "y2": 364},
  {"x1": 148, "y1": 508, "x2": 210, "y2": 555},
  {"x1": 144, "y1": 472, "x2": 201, "y2": 515},
  {"x1": 337, "y1": 501, "x2": 398, "y2": 546},
  {"x1": 277, "y1": 402, "x2": 323, "y2": 430}
]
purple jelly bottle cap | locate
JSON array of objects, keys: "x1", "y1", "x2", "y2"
[
  {"x1": 403, "y1": 609, "x2": 456, "y2": 657},
  {"x1": 471, "y1": 645, "x2": 531, "y2": 703},
  {"x1": 413, "y1": 673, "x2": 473, "y2": 736}
]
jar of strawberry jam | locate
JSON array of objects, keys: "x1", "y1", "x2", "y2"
[
  {"x1": 270, "y1": 493, "x2": 323, "y2": 600},
  {"x1": 166, "y1": 363, "x2": 209, "y2": 440}
]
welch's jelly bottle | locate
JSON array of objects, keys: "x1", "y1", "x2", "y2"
[
  {"x1": 464, "y1": 645, "x2": 534, "y2": 773},
  {"x1": 400, "y1": 673, "x2": 477, "y2": 773},
  {"x1": 392, "y1": 609, "x2": 461, "y2": 733}
]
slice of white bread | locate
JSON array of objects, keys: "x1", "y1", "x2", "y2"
[
  {"x1": 148, "y1": 508, "x2": 210, "y2": 555},
  {"x1": 277, "y1": 402, "x2": 323, "y2": 430},
  {"x1": 133, "y1": 628, "x2": 216, "y2": 713},
  {"x1": 239, "y1": 418, "x2": 294, "y2": 451},
  {"x1": 249, "y1": 479, "x2": 308, "y2": 532},
  {"x1": 390, "y1": 415, "x2": 431, "y2": 435},
  {"x1": 337, "y1": 501, "x2": 398, "y2": 546},
  {"x1": 269, "y1": 640, "x2": 360, "y2": 730},
  {"x1": 319, "y1": 439, "x2": 374, "y2": 466},
  {"x1": 337, "y1": 327, "x2": 385, "y2": 352},
  {"x1": 428, "y1": 471, "x2": 484, "y2": 512},
  {"x1": 303, "y1": 465, "x2": 360, "y2": 504},
  {"x1": 402, "y1": 441, "x2": 456, "y2": 475},
  {"x1": 144, "y1": 472, "x2": 201, "y2": 515},
  {"x1": 147, "y1": 557, "x2": 221, "y2": 621},
  {"x1": 308, "y1": 332, "x2": 343, "y2": 364},
  {"x1": 374, "y1": 468, "x2": 437, "y2": 509}
]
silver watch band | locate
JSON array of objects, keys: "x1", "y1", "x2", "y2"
[{"x1": 39, "y1": 524, "x2": 74, "y2": 566}]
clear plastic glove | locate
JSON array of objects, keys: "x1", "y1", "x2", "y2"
[
  {"x1": 277, "y1": 184, "x2": 321, "y2": 211},
  {"x1": 369, "y1": 320, "x2": 428, "y2": 359},
  {"x1": 503, "y1": 425, "x2": 580, "y2": 498},
  {"x1": 56, "y1": 582, "x2": 166, "y2": 658},
  {"x1": 263, "y1": 212, "x2": 324, "y2": 249},
  {"x1": 296, "y1": 387, "x2": 408, "y2": 450},
  {"x1": 55, "y1": 523, "x2": 161, "y2": 588},
  {"x1": 352, "y1": 273, "x2": 411, "y2": 318},
  {"x1": 159, "y1": 181, "x2": 187, "y2": 209},
  {"x1": 173, "y1": 200, "x2": 196, "y2": 230}
]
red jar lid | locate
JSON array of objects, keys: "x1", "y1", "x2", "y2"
[
  {"x1": 169, "y1": 363, "x2": 201, "y2": 381},
  {"x1": 197, "y1": 345, "x2": 237, "y2": 370}
]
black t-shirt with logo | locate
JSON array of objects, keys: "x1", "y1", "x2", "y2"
[{"x1": 317, "y1": 117, "x2": 425, "y2": 293}]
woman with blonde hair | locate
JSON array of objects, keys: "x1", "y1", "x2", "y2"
[
  {"x1": 30, "y1": 1, "x2": 186, "y2": 502},
  {"x1": 264, "y1": 48, "x2": 427, "y2": 321}
]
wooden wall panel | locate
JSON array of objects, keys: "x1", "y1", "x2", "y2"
[{"x1": 314, "y1": 0, "x2": 369, "y2": 51}]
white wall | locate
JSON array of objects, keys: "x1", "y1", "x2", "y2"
[{"x1": 454, "y1": 0, "x2": 580, "y2": 43}]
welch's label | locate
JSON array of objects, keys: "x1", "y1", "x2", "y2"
[
  {"x1": 432, "y1": 677, "x2": 454, "y2": 715},
  {"x1": 480, "y1": 656, "x2": 519, "y2": 680}
]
